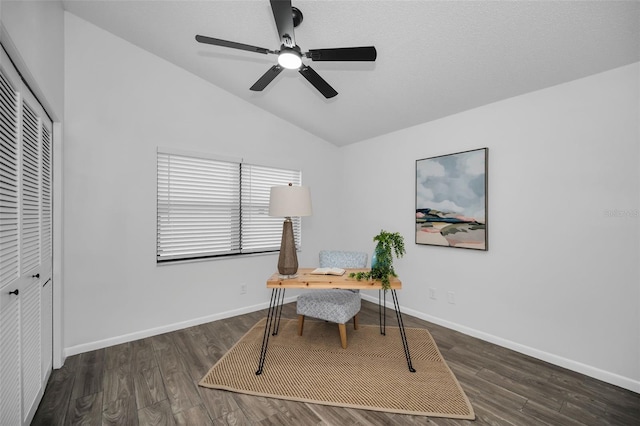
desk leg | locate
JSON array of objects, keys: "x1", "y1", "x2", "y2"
[
  {"x1": 272, "y1": 287, "x2": 286, "y2": 336},
  {"x1": 391, "y1": 290, "x2": 416, "y2": 373},
  {"x1": 256, "y1": 288, "x2": 285, "y2": 375},
  {"x1": 379, "y1": 290, "x2": 387, "y2": 335}
]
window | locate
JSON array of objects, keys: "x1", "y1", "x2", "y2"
[{"x1": 156, "y1": 150, "x2": 302, "y2": 263}]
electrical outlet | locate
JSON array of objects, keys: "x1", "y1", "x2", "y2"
[
  {"x1": 447, "y1": 291, "x2": 455, "y2": 304},
  {"x1": 240, "y1": 284, "x2": 247, "y2": 294},
  {"x1": 429, "y1": 288, "x2": 437, "y2": 300}
]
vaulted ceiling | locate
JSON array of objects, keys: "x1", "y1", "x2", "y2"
[{"x1": 62, "y1": 0, "x2": 640, "y2": 146}]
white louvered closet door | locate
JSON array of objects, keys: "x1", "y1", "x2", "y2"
[
  {"x1": 40, "y1": 125, "x2": 53, "y2": 380},
  {"x1": 0, "y1": 46, "x2": 53, "y2": 426},
  {"x1": 0, "y1": 60, "x2": 22, "y2": 426},
  {"x1": 20, "y1": 98, "x2": 43, "y2": 424}
]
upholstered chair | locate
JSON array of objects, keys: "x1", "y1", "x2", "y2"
[{"x1": 296, "y1": 250, "x2": 368, "y2": 348}]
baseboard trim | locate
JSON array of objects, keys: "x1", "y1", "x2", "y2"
[
  {"x1": 63, "y1": 296, "x2": 297, "y2": 358},
  {"x1": 64, "y1": 293, "x2": 639, "y2": 393},
  {"x1": 360, "y1": 294, "x2": 640, "y2": 393}
]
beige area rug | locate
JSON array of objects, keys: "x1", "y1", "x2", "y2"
[{"x1": 199, "y1": 318, "x2": 475, "y2": 420}]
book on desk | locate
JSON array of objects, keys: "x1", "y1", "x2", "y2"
[{"x1": 310, "y1": 267, "x2": 346, "y2": 276}]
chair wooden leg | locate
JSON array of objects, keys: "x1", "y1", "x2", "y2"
[
  {"x1": 298, "y1": 315, "x2": 305, "y2": 336},
  {"x1": 338, "y1": 323, "x2": 347, "y2": 349},
  {"x1": 353, "y1": 314, "x2": 359, "y2": 330}
]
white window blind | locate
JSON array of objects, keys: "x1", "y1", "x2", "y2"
[
  {"x1": 241, "y1": 164, "x2": 301, "y2": 253},
  {"x1": 157, "y1": 151, "x2": 302, "y2": 263}
]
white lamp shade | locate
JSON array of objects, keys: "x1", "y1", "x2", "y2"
[{"x1": 269, "y1": 185, "x2": 312, "y2": 217}]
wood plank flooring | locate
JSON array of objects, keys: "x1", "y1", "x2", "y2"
[{"x1": 32, "y1": 300, "x2": 639, "y2": 425}]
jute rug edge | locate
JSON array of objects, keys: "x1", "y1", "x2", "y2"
[{"x1": 200, "y1": 383, "x2": 475, "y2": 419}]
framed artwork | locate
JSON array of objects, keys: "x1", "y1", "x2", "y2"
[{"x1": 415, "y1": 148, "x2": 488, "y2": 250}]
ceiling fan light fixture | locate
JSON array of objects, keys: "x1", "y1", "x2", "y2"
[{"x1": 278, "y1": 49, "x2": 302, "y2": 69}]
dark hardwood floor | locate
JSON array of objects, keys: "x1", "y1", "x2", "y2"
[{"x1": 32, "y1": 300, "x2": 639, "y2": 425}]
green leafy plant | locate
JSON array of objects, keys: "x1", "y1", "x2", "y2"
[{"x1": 350, "y1": 230, "x2": 406, "y2": 290}]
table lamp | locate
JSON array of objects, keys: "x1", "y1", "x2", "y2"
[{"x1": 269, "y1": 183, "x2": 312, "y2": 278}]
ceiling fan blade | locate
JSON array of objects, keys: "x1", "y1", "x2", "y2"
[
  {"x1": 299, "y1": 65, "x2": 338, "y2": 99},
  {"x1": 195, "y1": 35, "x2": 275, "y2": 55},
  {"x1": 250, "y1": 65, "x2": 284, "y2": 91},
  {"x1": 270, "y1": 0, "x2": 296, "y2": 47},
  {"x1": 306, "y1": 46, "x2": 377, "y2": 61}
]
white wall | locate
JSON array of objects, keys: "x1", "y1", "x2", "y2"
[
  {"x1": 63, "y1": 13, "x2": 342, "y2": 354},
  {"x1": 340, "y1": 63, "x2": 640, "y2": 391},
  {"x1": 0, "y1": 0, "x2": 64, "y2": 120}
]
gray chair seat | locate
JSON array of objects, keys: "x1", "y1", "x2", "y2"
[
  {"x1": 297, "y1": 250, "x2": 367, "y2": 348},
  {"x1": 297, "y1": 289, "x2": 361, "y2": 325}
]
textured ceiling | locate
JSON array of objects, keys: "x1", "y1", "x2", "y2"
[{"x1": 62, "y1": 0, "x2": 640, "y2": 146}]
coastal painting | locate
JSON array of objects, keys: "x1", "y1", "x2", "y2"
[{"x1": 416, "y1": 148, "x2": 487, "y2": 250}]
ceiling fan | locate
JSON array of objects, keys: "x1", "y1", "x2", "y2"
[{"x1": 195, "y1": 0, "x2": 377, "y2": 99}]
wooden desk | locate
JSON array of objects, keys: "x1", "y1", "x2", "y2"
[
  {"x1": 266, "y1": 268, "x2": 401, "y2": 290},
  {"x1": 256, "y1": 268, "x2": 415, "y2": 375}
]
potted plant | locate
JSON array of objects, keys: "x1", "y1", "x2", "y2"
[{"x1": 350, "y1": 230, "x2": 406, "y2": 290}]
